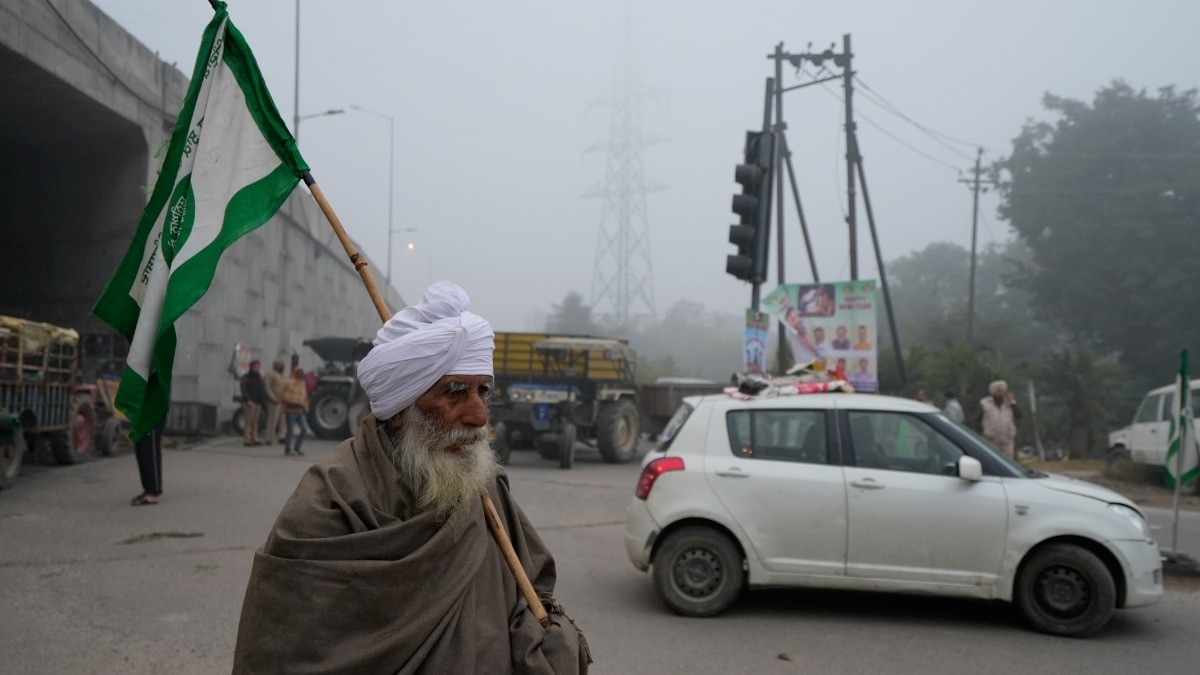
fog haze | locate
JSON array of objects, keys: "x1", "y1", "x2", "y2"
[{"x1": 90, "y1": 0, "x2": 1200, "y2": 333}]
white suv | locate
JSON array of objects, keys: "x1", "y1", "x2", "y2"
[
  {"x1": 625, "y1": 391, "x2": 1162, "y2": 638},
  {"x1": 1108, "y1": 379, "x2": 1199, "y2": 474}
]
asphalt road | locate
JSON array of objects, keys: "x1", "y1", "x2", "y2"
[{"x1": 1, "y1": 435, "x2": 1198, "y2": 674}]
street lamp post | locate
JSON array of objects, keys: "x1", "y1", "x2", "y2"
[
  {"x1": 298, "y1": 108, "x2": 344, "y2": 125},
  {"x1": 349, "y1": 105, "x2": 397, "y2": 285}
]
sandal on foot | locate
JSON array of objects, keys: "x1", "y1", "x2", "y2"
[{"x1": 131, "y1": 494, "x2": 159, "y2": 506}]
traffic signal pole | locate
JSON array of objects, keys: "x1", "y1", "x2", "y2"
[
  {"x1": 755, "y1": 77, "x2": 775, "y2": 311},
  {"x1": 726, "y1": 79, "x2": 776, "y2": 311}
]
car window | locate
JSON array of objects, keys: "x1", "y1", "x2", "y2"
[
  {"x1": 657, "y1": 403, "x2": 693, "y2": 453},
  {"x1": 1161, "y1": 393, "x2": 1175, "y2": 422},
  {"x1": 1134, "y1": 394, "x2": 1162, "y2": 424},
  {"x1": 847, "y1": 410, "x2": 964, "y2": 476},
  {"x1": 725, "y1": 409, "x2": 828, "y2": 464}
]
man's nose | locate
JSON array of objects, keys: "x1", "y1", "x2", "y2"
[{"x1": 461, "y1": 392, "x2": 489, "y2": 427}]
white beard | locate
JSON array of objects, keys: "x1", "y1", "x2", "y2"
[{"x1": 386, "y1": 407, "x2": 499, "y2": 524}]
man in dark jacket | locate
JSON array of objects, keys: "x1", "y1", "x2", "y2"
[{"x1": 238, "y1": 360, "x2": 268, "y2": 446}]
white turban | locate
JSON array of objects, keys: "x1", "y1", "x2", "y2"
[
  {"x1": 356, "y1": 281, "x2": 494, "y2": 420},
  {"x1": 989, "y1": 380, "x2": 1008, "y2": 395}
]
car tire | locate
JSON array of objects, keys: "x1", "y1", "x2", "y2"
[
  {"x1": 558, "y1": 423, "x2": 576, "y2": 470},
  {"x1": 1016, "y1": 543, "x2": 1116, "y2": 638},
  {"x1": 653, "y1": 526, "x2": 745, "y2": 617}
]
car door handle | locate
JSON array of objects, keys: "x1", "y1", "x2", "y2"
[
  {"x1": 850, "y1": 478, "x2": 885, "y2": 490},
  {"x1": 716, "y1": 468, "x2": 750, "y2": 478}
]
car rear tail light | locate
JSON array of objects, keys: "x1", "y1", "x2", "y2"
[{"x1": 635, "y1": 456, "x2": 685, "y2": 500}]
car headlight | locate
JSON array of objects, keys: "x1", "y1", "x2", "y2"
[{"x1": 1108, "y1": 503, "x2": 1153, "y2": 542}]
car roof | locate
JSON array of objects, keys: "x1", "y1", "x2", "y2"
[
  {"x1": 684, "y1": 391, "x2": 940, "y2": 413},
  {"x1": 1145, "y1": 378, "x2": 1200, "y2": 396}
]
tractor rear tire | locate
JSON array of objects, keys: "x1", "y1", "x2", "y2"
[
  {"x1": 597, "y1": 399, "x2": 640, "y2": 464},
  {"x1": 308, "y1": 384, "x2": 350, "y2": 440},
  {"x1": 53, "y1": 399, "x2": 97, "y2": 465}
]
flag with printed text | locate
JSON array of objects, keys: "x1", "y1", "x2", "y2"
[{"x1": 92, "y1": 3, "x2": 307, "y2": 440}]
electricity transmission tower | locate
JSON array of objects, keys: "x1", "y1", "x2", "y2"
[{"x1": 586, "y1": 29, "x2": 665, "y2": 329}]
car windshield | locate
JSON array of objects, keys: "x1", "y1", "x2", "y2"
[{"x1": 933, "y1": 412, "x2": 1036, "y2": 477}]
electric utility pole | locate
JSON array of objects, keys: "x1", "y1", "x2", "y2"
[
  {"x1": 959, "y1": 147, "x2": 995, "y2": 342},
  {"x1": 766, "y1": 36, "x2": 907, "y2": 385}
]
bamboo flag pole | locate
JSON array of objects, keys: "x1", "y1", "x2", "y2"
[{"x1": 302, "y1": 172, "x2": 551, "y2": 628}]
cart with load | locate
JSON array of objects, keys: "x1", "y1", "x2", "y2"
[{"x1": 0, "y1": 315, "x2": 96, "y2": 489}]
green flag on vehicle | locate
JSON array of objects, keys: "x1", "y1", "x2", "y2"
[
  {"x1": 1165, "y1": 349, "x2": 1198, "y2": 488},
  {"x1": 92, "y1": 2, "x2": 308, "y2": 441}
]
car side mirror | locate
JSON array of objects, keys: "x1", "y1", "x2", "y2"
[{"x1": 958, "y1": 456, "x2": 983, "y2": 481}]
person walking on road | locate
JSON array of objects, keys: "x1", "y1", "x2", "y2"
[
  {"x1": 976, "y1": 380, "x2": 1020, "y2": 459},
  {"x1": 281, "y1": 366, "x2": 309, "y2": 456}
]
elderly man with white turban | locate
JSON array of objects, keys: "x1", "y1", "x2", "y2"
[
  {"x1": 233, "y1": 282, "x2": 591, "y2": 674},
  {"x1": 977, "y1": 379, "x2": 1021, "y2": 460}
]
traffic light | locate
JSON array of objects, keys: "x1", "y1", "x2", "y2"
[{"x1": 726, "y1": 130, "x2": 774, "y2": 283}]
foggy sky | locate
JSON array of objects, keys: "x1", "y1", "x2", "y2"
[{"x1": 89, "y1": 0, "x2": 1200, "y2": 333}]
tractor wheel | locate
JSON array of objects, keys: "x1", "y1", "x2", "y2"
[
  {"x1": 558, "y1": 423, "x2": 577, "y2": 470},
  {"x1": 597, "y1": 399, "x2": 640, "y2": 464},
  {"x1": 97, "y1": 417, "x2": 124, "y2": 457},
  {"x1": 491, "y1": 421, "x2": 511, "y2": 465},
  {"x1": 52, "y1": 399, "x2": 96, "y2": 465},
  {"x1": 0, "y1": 432, "x2": 25, "y2": 490},
  {"x1": 307, "y1": 385, "x2": 350, "y2": 439}
]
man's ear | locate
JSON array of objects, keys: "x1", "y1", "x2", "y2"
[{"x1": 386, "y1": 411, "x2": 405, "y2": 430}]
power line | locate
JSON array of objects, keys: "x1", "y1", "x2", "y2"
[
  {"x1": 854, "y1": 76, "x2": 989, "y2": 157},
  {"x1": 812, "y1": 79, "x2": 965, "y2": 173}
]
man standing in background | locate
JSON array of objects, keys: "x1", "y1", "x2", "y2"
[
  {"x1": 942, "y1": 391, "x2": 965, "y2": 424},
  {"x1": 239, "y1": 360, "x2": 268, "y2": 446},
  {"x1": 264, "y1": 359, "x2": 287, "y2": 445},
  {"x1": 977, "y1": 380, "x2": 1019, "y2": 459}
]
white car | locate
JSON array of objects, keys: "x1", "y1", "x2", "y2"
[
  {"x1": 1108, "y1": 378, "x2": 1199, "y2": 474},
  {"x1": 625, "y1": 392, "x2": 1162, "y2": 638}
]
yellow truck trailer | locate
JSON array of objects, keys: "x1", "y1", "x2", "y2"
[{"x1": 0, "y1": 315, "x2": 97, "y2": 489}]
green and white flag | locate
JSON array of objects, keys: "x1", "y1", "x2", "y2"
[
  {"x1": 1165, "y1": 350, "x2": 1199, "y2": 488},
  {"x1": 92, "y1": 3, "x2": 307, "y2": 441}
]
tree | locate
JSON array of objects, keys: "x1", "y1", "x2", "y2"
[
  {"x1": 545, "y1": 291, "x2": 600, "y2": 336},
  {"x1": 883, "y1": 240, "x2": 1058, "y2": 361},
  {"x1": 1031, "y1": 347, "x2": 1126, "y2": 458},
  {"x1": 997, "y1": 82, "x2": 1200, "y2": 377},
  {"x1": 628, "y1": 300, "x2": 742, "y2": 383}
]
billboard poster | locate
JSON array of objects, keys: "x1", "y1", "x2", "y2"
[
  {"x1": 743, "y1": 309, "x2": 769, "y2": 374},
  {"x1": 762, "y1": 280, "x2": 879, "y2": 392}
]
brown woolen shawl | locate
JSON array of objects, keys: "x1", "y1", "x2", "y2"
[{"x1": 232, "y1": 416, "x2": 588, "y2": 674}]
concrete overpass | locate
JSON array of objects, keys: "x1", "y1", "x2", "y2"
[{"x1": 0, "y1": 0, "x2": 403, "y2": 430}]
